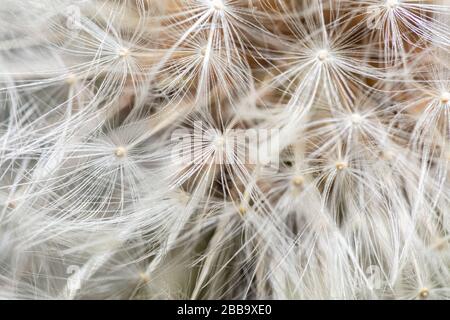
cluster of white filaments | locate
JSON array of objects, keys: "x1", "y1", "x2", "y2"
[{"x1": 0, "y1": 0, "x2": 449, "y2": 300}]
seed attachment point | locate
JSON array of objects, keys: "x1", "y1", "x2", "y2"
[
  {"x1": 335, "y1": 161, "x2": 348, "y2": 171},
  {"x1": 115, "y1": 146, "x2": 127, "y2": 158},
  {"x1": 418, "y1": 288, "x2": 429, "y2": 299},
  {"x1": 350, "y1": 113, "x2": 363, "y2": 125},
  {"x1": 117, "y1": 48, "x2": 130, "y2": 58},
  {"x1": 317, "y1": 49, "x2": 329, "y2": 62},
  {"x1": 210, "y1": 0, "x2": 224, "y2": 11},
  {"x1": 440, "y1": 91, "x2": 450, "y2": 104},
  {"x1": 139, "y1": 272, "x2": 150, "y2": 284},
  {"x1": 385, "y1": 0, "x2": 399, "y2": 9},
  {"x1": 292, "y1": 176, "x2": 304, "y2": 187},
  {"x1": 65, "y1": 74, "x2": 77, "y2": 85}
]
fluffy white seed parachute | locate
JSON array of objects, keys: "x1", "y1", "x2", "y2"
[{"x1": 0, "y1": 0, "x2": 449, "y2": 300}]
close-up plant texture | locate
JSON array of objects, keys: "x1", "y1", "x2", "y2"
[{"x1": 0, "y1": 0, "x2": 449, "y2": 300}]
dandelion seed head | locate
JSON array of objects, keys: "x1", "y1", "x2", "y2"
[{"x1": 350, "y1": 113, "x2": 364, "y2": 125}]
